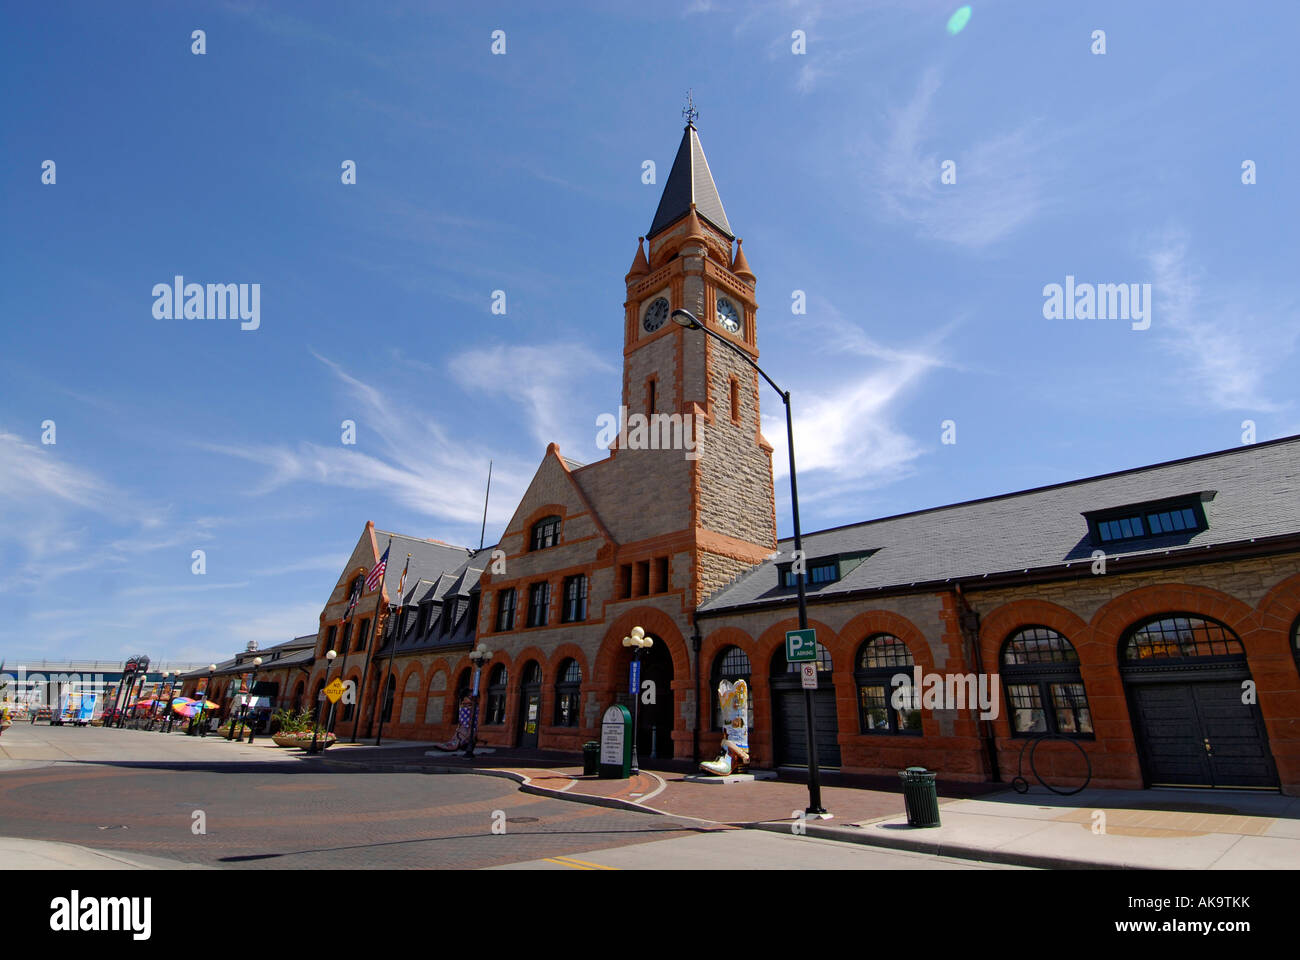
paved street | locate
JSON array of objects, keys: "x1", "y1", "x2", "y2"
[{"x1": 0, "y1": 725, "x2": 1011, "y2": 870}]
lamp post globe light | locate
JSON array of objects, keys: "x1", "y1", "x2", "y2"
[
  {"x1": 622, "y1": 626, "x2": 652, "y2": 775},
  {"x1": 671, "y1": 308, "x2": 828, "y2": 816},
  {"x1": 309, "y1": 650, "x2": 337, "y2": 755},
  {"x1": 465, "y1": 644, "x2": 491, "y2": 759}
]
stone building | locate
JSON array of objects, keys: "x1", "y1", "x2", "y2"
[{"x1": 285, "y1": 119, "x2": 1300, "y2": 795}]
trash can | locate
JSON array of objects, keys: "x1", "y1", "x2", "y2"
[
  {"x1": 582, "y1": 741, "x2": 600, "y2": 776},
  {"x1": 899, "y1": 766, "x2": 941, "y2": 827}
]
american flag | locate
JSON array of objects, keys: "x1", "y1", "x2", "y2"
[{"x1": 365, "y1": 545, "x2": 390, "y2": 593}]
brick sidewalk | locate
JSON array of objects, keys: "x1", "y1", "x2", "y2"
[{"x1": 319, "y1": 744, "x2": 1300, "y2": 868}]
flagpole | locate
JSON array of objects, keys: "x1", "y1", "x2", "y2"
[
  {"x1": 331, "y1": 574, "x2": 363, "y2": 739},
  {"x1": 352, "y1": 537, "x2": 393, "y2": 743},
  {"x1": 374, "y1": 552, "x2": 410, "y2": 747},
  {"x1": 479, "y1": 460, "x2": 492, "y2": 551}
]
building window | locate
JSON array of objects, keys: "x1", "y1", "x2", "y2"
[
  {"x1": 782, "y1": 560, "x2": 839, "y2": 587},
  {"x1": 729, "y1": 377, "x2": 740, "y2": 423},
  {"x1": 485, "y1": 665, "x2": 508, "y2": 725},
  {"x1": 635, "y1": 560, "x2": 650, "y2": 596},
  {"x1": 527, "y1": 582, "x2": 551, "y2": 628},
  {"x1": 855, "y1": 635, "x2": 922, "y2": 735},
  {"x1": 340, "y1": 621, "x2": 353, "y2": 652},
  {"x1": 786, "y1": 642, "x2": 832, "y2": 674},
  {"x1": 1001, "y1": 626, "x2": 1094, "y2": 737},
  {"x1": 324, "y1": 624, "x2": 337, "y2": 656},
  {"x1": 496, "y1": 589, "x2": 516, "y2": 632},
  {"x1": 562, "y1": 575, "x2": 588, "y2": 623},
  {"x1": 618, "y1": 564, "x2": 632, "y2": 599},
  {"x1": 655, "y1": 557, "x2": 670, "y2": 594},
  {"x1": 555, "y1": 659, "x2": 582, "y2": 726},
  {"x1": 1293, "y1": 617, "x2": 1300, "y2": 674},
  {"x1": 530, "y1": 516, "x2": 561, "y2": 551},
  {"x1": 356, "y1": 618, "x2": 370, "y2": 652},
  {"x1": 711, "y1": 646, "x2": 752, "y2": 730},
  {"x1": 648, "y1": 378, "x2": 657, "y2": 415},
  {"x1": 1122, "y1": 615, "x2": 1244, "y2": 660},
  {"x1": 1088, "y1": 498, "x2": 1207, "y2": 545}
]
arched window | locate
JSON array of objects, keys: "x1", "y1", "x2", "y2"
[
  {"x1": 784, "y1": 642, "x2": 832, "y2": 674},
  {"x1": 855, "y1": 634, "x2": 921, "y2": 735},
  {"x1": 711, "y1": 646, "x2": 752, "y2": 730},
  {"x1": 530, "y1": 516, "x2": 561, "y2": 551},
  {"x1": 555, "y1": 659, "x2": 582, "y2": 726},
  {"x1": 1122, "y1": 615, "x2": 1245, "y2": 660},
  {"x1": 485, "y1": 665, "x2": 508, "y2": 725},
  {"x1": 1002, "y1": 626, "x2": 1093, "y2": 737}
]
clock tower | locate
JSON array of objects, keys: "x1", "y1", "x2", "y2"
[{"x1": 622, "y1": 117, "x2": 777, "y2": 602}]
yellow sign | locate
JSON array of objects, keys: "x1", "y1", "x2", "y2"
[{"x1": 324, "y1": 679, "x2": 344, "y2": 704}]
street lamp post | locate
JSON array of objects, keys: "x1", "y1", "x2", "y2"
[
  {"x1": 465, "y1": 644, "x2": 491, "y2": 759},
  {"x1": 622, "y1": 626, "x2": 652, "y2": 775},
  {"x1": 228, "y1": 657, "x2": 263, "y2": 741},
  {"x1": 245, "y1": 657, "x2": 263, "y2": 744},
  {"x1": 148, "y1": 672, "x2": 169, "y2": 731},
  {"x1": 671, "y1": 308, "x2": 828, "y2": 817},
  {"x1": 162, "y1": 672, "x2": 179, "y2": 733},
  {"x1": 194, "y1": 665, "x2": 217, "y2": 737},
  {"x1": 309, "y1": 650, "x2": 337, "y2": 755}
]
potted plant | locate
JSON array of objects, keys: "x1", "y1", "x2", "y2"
[{"x1": 270, "y1": 708, "x2": 335, "y2": 748}]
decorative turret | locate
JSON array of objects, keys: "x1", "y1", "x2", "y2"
[
  {"x1": 731, "y1": 238, "x2": 755, "y2": 285},
  {"x1": 626, "y1": 237, "x2": 649, "y2": 282}
]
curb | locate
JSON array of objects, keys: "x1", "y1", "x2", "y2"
[
  {"x1": 744, "y1": 819, "x2": 1119, "y2": 870},
  {"x1": 312, "y1": 754, "x2": 1124, "y2": 866}
]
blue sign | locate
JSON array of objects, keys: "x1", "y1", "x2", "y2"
[{"x1": 629, "y1": 659, "x2": 641, "y2": 697}]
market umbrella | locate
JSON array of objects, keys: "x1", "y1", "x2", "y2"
[{"x1": 171, "y1": 698, "x2": 218, "y2": 718}]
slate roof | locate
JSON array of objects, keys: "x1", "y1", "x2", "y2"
[
  {"x1": 648, "y1": 123, "x2": 733, "y2": 240},
  {"x1": 387, "y1": 546, "x2": 494, "y2": 652},
  {"x1": 699, "y1": 435, "x2": 1300, "y2": 614},
  {"x1": 374, "y1": 530, "x2": 475, "y2": 600}
]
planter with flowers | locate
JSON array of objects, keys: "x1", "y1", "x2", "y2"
[{"x1": 268, "y1": 707, "x2": 334, "y2": 749}]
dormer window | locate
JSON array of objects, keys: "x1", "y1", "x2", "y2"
[
  {"x1": 1086, "y1": 494, "x2": 1210, "y2": 546},
  {"x1": 782, "y1": 560, "x2": 839, "y2": 587},
  {"x1": 530, "y1": 516, "x2": 561, "y2": 551}
]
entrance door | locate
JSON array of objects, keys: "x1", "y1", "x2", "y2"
[
  {"x1": 1121, "y1": 614, "x2": 1277, "y2": 790},
  {"x1": 517, "y1": 662, "x2": 541, "y2": 749},
  {"x1": 623, "y1": 640, "x2": 674, "y2": 761},
  {"x1": 770, "y1": 645, "x2": 840, "y2": 768},
  {"x1": 1129, "y1": 681, "x2": 1277, "y2": 788}
]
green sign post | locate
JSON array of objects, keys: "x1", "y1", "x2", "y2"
[
  {"x1": 786, "y1": 628, "x2": 817, "y2": 662},
  {"x1": 599, "y1": 704, "x2": 633, "y2": 779}
]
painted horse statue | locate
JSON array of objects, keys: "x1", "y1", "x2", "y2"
[
  {"x1": 700, "y1": 679, "x2": 749, "y2": 776},
  {"x1": 429, "y1": 696, "x2": 474, "y2": 752}
]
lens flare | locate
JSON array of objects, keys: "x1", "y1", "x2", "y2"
[{"x1": 947, "y1": 5, "x2": 972, "y2": 35}]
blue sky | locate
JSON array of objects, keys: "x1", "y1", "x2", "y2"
[{"x1": 2, "y1": 1, "x2": 1297, "y2": 663}]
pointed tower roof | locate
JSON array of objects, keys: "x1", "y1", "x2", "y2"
[{"x1": 648, "y1": 123, "x2": 733, "y2": 240}]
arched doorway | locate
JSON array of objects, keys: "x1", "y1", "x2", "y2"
[
  {"x1": 1120, "y1": 614, "x2": 1277, "y2": 789},
  {"x1": 770, "y1": 643, "x2": 840, "y2": 768},
  {"x1": 517, "y1": 661, "x2": 542, "y2": 749},
  {"x1": 613, "y1": 637, "x2": 675, "y2": 761}
]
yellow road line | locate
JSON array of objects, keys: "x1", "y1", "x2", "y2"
[{"x1": 550, "y1": 855, "x2": 619, "y2": 870}]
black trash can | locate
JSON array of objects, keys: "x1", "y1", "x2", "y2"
[
  {"x1": 899, "y1": 766, "x2": 941, "y2": 827},
  {"x1": 582, "y1": 741, "x2": 600, "y2": 776}
]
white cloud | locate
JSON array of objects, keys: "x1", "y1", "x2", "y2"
[
  {"x1": 869, "y1": 66, "x2": 1047, "y2": 249},
  {"x1": 449, "y1": 343, "x2": 615, "y2": 457},
  {"x1": 1147, "y1": 228, "x2": 1297, "y2": 412}
]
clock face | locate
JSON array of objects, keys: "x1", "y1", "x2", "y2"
[
  {"x1": 643, "y1": 297, "x2": 669, "y2": 333},
  {"x1": 716, "y1": 297, "x2": 741, "y2": 334}
]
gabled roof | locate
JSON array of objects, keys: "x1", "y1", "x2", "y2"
[
  {"x1": 699, "y1": 435, "x2": 1300, "y2": 613},
  {"x1": 373, "y1": 529, "x2": 474, "y2": 600},
  {"x1": 648, "y1": 123, "x2": 733, "y2": 240}
]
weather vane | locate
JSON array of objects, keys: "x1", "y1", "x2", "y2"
[{"x1": 683, "y1": 89, "x2": 698, "y2": 127}]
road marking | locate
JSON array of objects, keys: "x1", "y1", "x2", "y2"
[
  {"x1": 542, "y1": 857, "x2": 594, "y2": 869},
  {"x1": 548, "y1": 855, "x2": 618, "y2": 870}
]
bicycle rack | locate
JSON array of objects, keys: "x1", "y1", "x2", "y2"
[{"x1": 1011, "y1": 733, "x2": 1092, "y2": 796}]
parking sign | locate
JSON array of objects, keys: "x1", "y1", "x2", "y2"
[{"x1": 785, "y1": 628, "x2": 816, "y2": 662}]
